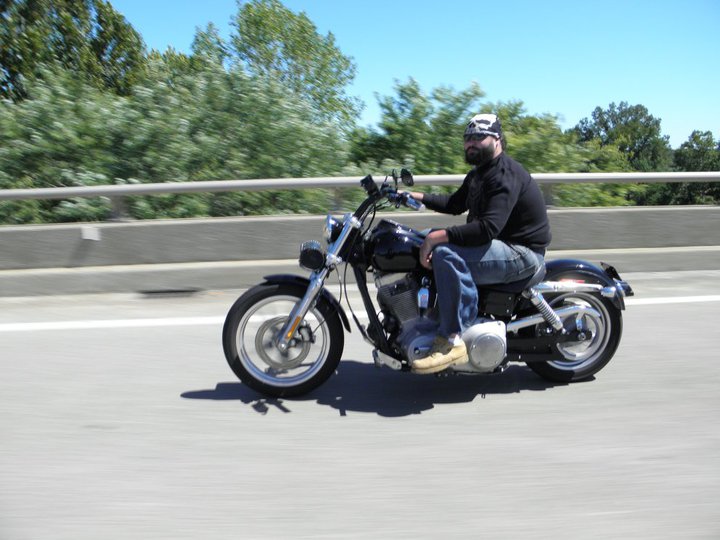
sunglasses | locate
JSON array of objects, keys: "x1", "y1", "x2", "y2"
[{"x1": 463, "y1": 133, "x2": 495, "y2": 142}]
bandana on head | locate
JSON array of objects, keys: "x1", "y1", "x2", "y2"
[{"x1": 465, "y1": 113, "x2": 502, "y2": 138}]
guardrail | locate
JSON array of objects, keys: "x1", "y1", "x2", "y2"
[
  {"x1": 1, "y1": 171, "x2": 718, "y2": 219},
  {"x1": 2, "y1": 172, "x2": 719, "y2": 295},
  {"x1": 2, "y1": 172, "x2": 719, "y2": 200}
]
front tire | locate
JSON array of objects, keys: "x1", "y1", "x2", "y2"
[{"x1": 223, "y1": 282, "x2": 344, "y2": 397}]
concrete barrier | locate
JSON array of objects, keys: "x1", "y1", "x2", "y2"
[{"x1": 1, "y1": 206, "x2": 719, "y2": 296}]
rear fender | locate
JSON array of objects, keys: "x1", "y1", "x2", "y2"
[
  {"x1": 263, "y1": 274, "x2": 351, "y2": 332},
  {"x1": 544, "y1": 259, "x2": 631, "y2": 310}
]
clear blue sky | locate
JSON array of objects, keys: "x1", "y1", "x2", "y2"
[{"x1": 110, "y1": 0, "x2": 719, "y2": 148}]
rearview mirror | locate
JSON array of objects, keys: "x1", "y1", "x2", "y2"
[{"x1": 400, "y1": 168, "x2": 414, "y2": 187}]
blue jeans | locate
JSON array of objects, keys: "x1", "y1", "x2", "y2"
[{"x1": 431, "y1": 240, "x2": 545, "y2": 337}]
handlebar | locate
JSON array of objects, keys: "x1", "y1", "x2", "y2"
[
  {"x1": 399, "y1": 192, "x2": 426, "y2": 211},
  {"x1": 360, "y1": 174, "x2": 425, "y2": 212},
  {"x1": 386, "y1": 191, "x2": 425, "y2": 211}
]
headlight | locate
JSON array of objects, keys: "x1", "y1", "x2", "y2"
[
  {"x1": 323, "y1": 215, "x2": 343, "y2": 244},
  {"x1": 299, "y1": 240, "x2": 326, "y2": 272}
]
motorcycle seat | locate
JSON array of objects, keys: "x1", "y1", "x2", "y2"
[{"x1": 481, "y1": 263, "x2": 547, "y2": 294}]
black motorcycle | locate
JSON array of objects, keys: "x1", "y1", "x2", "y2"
[{"x1": 223, "y1": 170, "x2": 633, "y2": 397}]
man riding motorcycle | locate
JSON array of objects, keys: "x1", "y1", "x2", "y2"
[{"x1": 405, "y1": 113, "x2": 551, "y2": 374}]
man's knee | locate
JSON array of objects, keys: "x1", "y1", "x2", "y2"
[{"x1": 432, "y1": 244, "x2": 456, "y2": 262}]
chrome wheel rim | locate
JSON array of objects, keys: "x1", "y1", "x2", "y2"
[
  {"x1": 236, "y1": 295, "x2": 330, "y2": 388},
  {"x1": 544, "y1": 293, "x2": 611, "y2": 371}
]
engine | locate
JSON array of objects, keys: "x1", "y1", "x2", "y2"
[
  {"x1": 375, "y1": 273, "x2": 437, "y2": 359},
  {"x1": 456, "y1": 319, "x2": 507, "y2": 374},
  {"x1": 376, "y1": 273, "x2": 424, "y2": 327},
  {"x1": 375, "y1": 273, "x2": 507, "y2": 373}
]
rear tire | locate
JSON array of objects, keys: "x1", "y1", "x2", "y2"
[
  {"x1": 526, "y1": 291, "x2": 622, "y2": 382},
  {"x1": 223, "y1": 283, "x2": 344, "y2": 397}
]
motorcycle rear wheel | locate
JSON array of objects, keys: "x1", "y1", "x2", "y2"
[
  {"x1": 223, "y1": 283, "x2": 344, "y2": 397},
  {"x1": 526, "y1": 291, "x2": 622, "y2": 382}
]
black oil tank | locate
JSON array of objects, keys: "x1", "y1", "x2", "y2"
[{"x1": 369, "y1": 219, "x2": 425, "y2": 272}]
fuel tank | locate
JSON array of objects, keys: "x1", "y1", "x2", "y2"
[{"x1": 368, "y1": 219, "x2": 425, "y2": 273}]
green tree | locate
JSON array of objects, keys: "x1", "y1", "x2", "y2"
[
  {"x1": 350, "y1": 79, "x2": 485, "y2": 174},
  {"x1": 0, "y1": 0, "x2": 146, "y2": 99},
  {"x1": 574, "y1": 101, "x2": 672, "y2": 172},
  {"x1": 0, "y1": 49, "x2": 352, "y2": 223},
  {"x1": 675, "y1": 130, "x2": 720, "y2": 171},
  {"x1": 0, "y1": 64, "x2": 123, "y2": 222},
  {"x1": 349, "y1": 87, "x2": 639, "y2": 206},
  {"x1": 350, "y1": 79, "x2": 433, "y2": 171},
  {"x1": 484, "y1": 101, "x2": 641, "y2": 206},
  {"x1": 191, "y1": 22, "x2": 228, "y2": 68},
  {"x1": 230, "y1": 0, "x2": 359, "y2": 124},
  {"x1": 644, "y1": 130, "x2": 720, "y2": 204}
]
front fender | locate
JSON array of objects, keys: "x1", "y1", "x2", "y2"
[
  {"x1": 263, "y1": 274, "x2": 351, "y2": 332},
  {"x1": 544, "y1": 259, "x2": 632, "y2": 310}
]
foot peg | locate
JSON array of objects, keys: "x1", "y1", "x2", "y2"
[{"x1": 372, "y1": 349, "x2": 402, "y2": 370}]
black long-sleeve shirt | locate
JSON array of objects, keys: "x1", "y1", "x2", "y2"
[{"x1": 422, "y1": 153, "x2": 551, "y2": 253}]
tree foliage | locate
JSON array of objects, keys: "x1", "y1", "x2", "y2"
[
  {"x1": 570, "y1": 101, "x2": 720, "y2": 205},
  {"x1": 230, "y1": 0, "x2": 359, "y2": 124},
  {"x1": 574, "y1": 101, "x2": 673, "y2": 172},
  {"x1": 0, "y1": 0, "x2": 146, "y2": 99},
  {"x1": 349, "y1": 85, "x2": 645, "y2": 206},
  {"x1": 0, "y1": 0, "x2": 717, "y2": 225},
  {"x1": 642, "y1": 130, "x2": 720, "y2": 204},
  {"x1": 675, "y1": 131, "x2": 720, "y2": 172},
  {"x1": 350, "y1": 79, "x2": 485, "y2": 174},
  {"x1": 0, "y1": 54, "x2": 349, "y2": 223}
]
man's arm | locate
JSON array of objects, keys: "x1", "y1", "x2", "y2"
[
  {"x1": 406, "y1": 173, "x2": 472, "y2": 215},
  {"x1": 419, "y1": 229, "x2": 450, "y2": 269}
]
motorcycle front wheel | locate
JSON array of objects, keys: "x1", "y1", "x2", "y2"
[{"x1": 222, "y1": 283, "x2": 344, "y2": 397}]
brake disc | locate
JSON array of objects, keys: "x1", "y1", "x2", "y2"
[{"x1": 254, "y1": 316, "x2": 312, "y2": 370}]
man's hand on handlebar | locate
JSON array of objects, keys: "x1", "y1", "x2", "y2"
[
  {"x1": 394, "y1": 191, "x2": 425, "y2": 211},
  {"x1": 397, "y1": 190, "x2": 425, "y2": 202}
]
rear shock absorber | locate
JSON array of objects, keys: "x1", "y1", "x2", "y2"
[{"x1": 523, "y1": 288, "x2": 565, "y2": 332}]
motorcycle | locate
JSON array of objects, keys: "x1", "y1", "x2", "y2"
[{"x1": 222, "y1": 170, "x2": 634, "y2": 397}]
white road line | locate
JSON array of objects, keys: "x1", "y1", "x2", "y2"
[
  {"x1": 0, "y1": 295, "x2": 718, "y2": 333},
  {"x1": 0, "y1": 316, "x2": 225, "y2": 332},
  {"x1": 625, "y1": 295, "x2": 720, "y2": 306}
]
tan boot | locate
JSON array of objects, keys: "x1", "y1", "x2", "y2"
[{"x1": 412, "y1": 336, "x2": 468, "y2": 374}]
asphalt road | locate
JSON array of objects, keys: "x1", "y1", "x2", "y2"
[{"x1": 1, "y1": 271, "x2": 719, "y2": 539}]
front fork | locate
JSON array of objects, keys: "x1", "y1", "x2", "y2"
[
  {"x1": 275, "y1": 214, "x2": 362, "y2": 353},
  {"x1": 275, "y1": 268, "x2": 330, "y2": 353}
]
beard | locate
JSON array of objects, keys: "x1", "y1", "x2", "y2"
[{"x1": 465, "y1": 143, "x2": 496, "y2": 167}]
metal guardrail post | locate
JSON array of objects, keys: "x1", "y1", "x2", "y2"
[
  {"x1": 332, "y1": 188, "x2": 343, "y2": 212},
  {"x1": 541, "y1": 184, "x2": 555, "y2": 207},
  {"x1": 109, "y1": 196, "x2": 130, "y2": 221}
]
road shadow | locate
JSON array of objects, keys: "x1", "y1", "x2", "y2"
[{"x1": 182, "y1": 360, "x2": 575, "y2": 417}]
